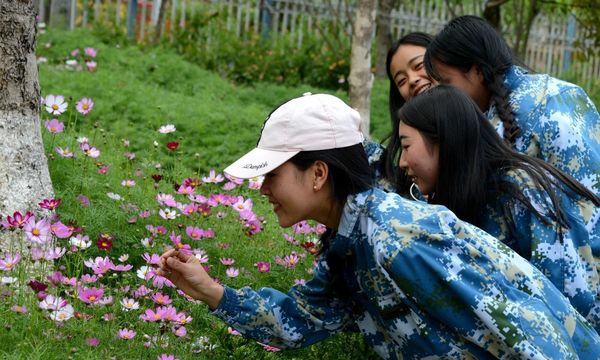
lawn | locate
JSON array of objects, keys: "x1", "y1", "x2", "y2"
[{"x1": 0, "y1": 28, "x2": 390, "y2": 359}]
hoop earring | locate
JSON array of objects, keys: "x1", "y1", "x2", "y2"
[{"x1": 409, "y1": 182, "x2": 420, "y2": 202}]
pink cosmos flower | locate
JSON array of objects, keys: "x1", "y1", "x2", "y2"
[
  {"x1": 245, "y1": 219, "x2": 262, "y2": 236},
  {"x1": 44, "y1": 95, "x2": 68, "y2": 115},
  {"x1": 75, "y1": 97, "x2": 94, "y2": 115},
  {"x1": 11, "y1": 305, "x2": 28, "y2": 313},
  {"x1": 174, "y1": 312, "x2": 192, "y2": 325},
  {"x1": 118, "y1": 328, "x2": 136, "y2": 340},
  {"x1": 84, "y1": 256, "x2": 114, "y2": 275},
  {"x1": 55, "y1": 146, "x2": 74, "y2": 158},
  {"x1": 81, "y1": 274, "x2": 98, "y2": 283},
  {"x1": 294, "y1": 278, "x2": 306, "y2": 286},
  {"x1": 157, "y1": 355, "x2": 179, "y2": 360},
  {"x1": 98, "y1": 164, "x2": 109, "y2": 174},
  {"x1": 225, "y1": 267, "x2": 239, "y2": 278},
  {"x1": 121, "y1": 179, "x2": 136, "y2": 187},
  {"x1": 283, "y1": 254, "x2": 300, "y2": 269},
  {"x1": 142, "y1": 253, "x2": 161, "y2": 265},
  {"x1": 176, "y1": 185, "x2": 194, "y2": 195},
  {"x1": 78, "y1": 194, "x2": 90, "y2": 207},
  {"x1": 84, "y1": 47, "x2": 97, "y2": 57},
  {"x1": 151, "y1": 292, "x2": 172, "y2": 305},
  {"x1": 80, "y1": 142, "x2": 100, "y2": 158},
  {"x1": 293, "y1": 220, "x2": 312, "y2": 234},
  {"x1": 193, "y1": 249, "x2": 209, "y2": 263},
  {"x1": 39, "y1": 295, "x2": 68, "y2": 310},
  {"x1": 180, "y1": 203, "x2": 198, "y2": 216},
  {"x1": 79, "y1": 287, "x2": 104, "y2": 304},
  {"x1": 255, "y1": 261, "x2": 270, "y2": 273},
  {"x1": 50, "y1": 221, "x2": 73, "y2": 238},
  {"x1": 202, "y1": 169, "x2": 224, "y2": 183},
  {"x1": 220, "y1": 257, "x2": 235, "y2": 266},
  {"x1": 85, "y1": 61, "x2": 97, "y2": 72},
  {"x1": 70, "y1": 48, "x2": 80, "y2": 57},
  {"x1": 0, "y1": 253, "x2": 21, "y2": 271},
  {"x1": 86, "y1": 338, "x2": 99, "y2": 347},
  {"x1": 260, "y1": 343, "x2": 281, "y2": 352},
  {"x1": 228, "y1": 327, "x2": 241, "y2": 336},
  {"x1": 248, "y1": 177, "x2": 263, "y2": 189},
  {"x1": 24, "y1": 218, "x2": 52, "y2": 244},
  {"x1": 44, "y1": 247, "x2": 66, "y2": 261},
  {"x1": 44, "y1": 119, "x2": 64, "y2": 134},
  {"x1": 232, "y1": 197, "x2": 253, "y2": 213},
  {"x1": 172, "y1": 326, "x2": 186, "y2": 337}
]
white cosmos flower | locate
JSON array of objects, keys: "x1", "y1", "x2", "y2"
[
  {"x1": 137, "y1": 265, "x2": 152, "y2": 279},
  {"x1": 159, "y1": 208, "x2": 178, "y2": 220},
  {"x1": 44, "y1": 95, "x2": 68, "y2": 115},
  {"x1": 158, "y1": 124, "x2": 176, "y2": 134}
]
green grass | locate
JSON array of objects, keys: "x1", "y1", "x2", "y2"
[{"x1": 0, "y1": 28, "x2": 386, "y2": 359}]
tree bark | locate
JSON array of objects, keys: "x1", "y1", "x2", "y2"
[
  {"x1": 375, "y1": 0, "x2": 397, "y2": 78},
  {"x1": 348, "y1": 0, "x2": 377, "y2": 138},
  {"x1": 0, "y1": 0, "x2": 54, "y2": 250}
]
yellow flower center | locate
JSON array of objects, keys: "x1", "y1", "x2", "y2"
[
  {"x1": 82, "y1": 104, "x2": 89, "y2": 110},
  {"x1": 32, "y1": 228, "x2": 40, "y2": 236},
  {"x1": 89, "y1": 295, "x2": 96, "y2": 301},
  {"x1": 52, "y1": 104, "x2": 59, "y2": 110},
  {"x1": 6, "y1": 262, "x2": 12, "y2": 268}
]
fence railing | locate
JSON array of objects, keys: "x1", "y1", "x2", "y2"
[{"x1": 36, "y1": 0, "x2": 599, "y2": 90}]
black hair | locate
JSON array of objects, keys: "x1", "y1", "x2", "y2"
[
  {"x1": 383, "y1": 32, "x2": 434, "y2": 195},
  {"x1": 424, "y1": 15, "x2": 522, "y2": 144},
  {"x1": 289, "y1": 144, "x2": 372, "y2": 300},
  {"x1": 393, "y1": 85, "x2": 599, "y2": 232}
]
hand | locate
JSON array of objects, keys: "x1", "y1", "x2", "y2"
[{"x1": 157, "y1": 249, "x2": 224, "y2": 309}]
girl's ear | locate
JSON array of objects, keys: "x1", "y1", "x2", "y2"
[
  {"x1": 471, "y1": 64, "x2": 485, "y2": 84},
  {"x1": 311, "y1": 160, "x2": 329, "y2": 191}
]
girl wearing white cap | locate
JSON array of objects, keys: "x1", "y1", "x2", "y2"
[{"x1": 158, "y1": 93, "x2": 599, "y2": 359}]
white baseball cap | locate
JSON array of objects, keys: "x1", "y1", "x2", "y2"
[{"x1": 224, "y1": 93, "x2": 364, "y2": 179}]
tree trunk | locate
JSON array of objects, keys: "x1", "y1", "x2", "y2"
[
  {"x1": 483, "y1": 0, "x2": 507, "y2": 31},
  {"x1": 348, "y1": 0, "x2": 377, "y2": 138},
  {"x1": 0, "y1": 0, "x2": 54, "y2": 250},
  {"x1": 153, "y1": 0, "x2": 169, "y2": 45},
  {"x1": 49, "y1": 0, "x2": 70, "y2": 29},
  {"x1": 375, "y1": 0, "x2": 397, "y2": 78}
]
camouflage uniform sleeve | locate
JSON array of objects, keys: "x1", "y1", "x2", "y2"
[
  {"x1": 533, "y1": 85, "x2": 600, "y2": 194},
  {"x1": 210, "y1": 258, "x2": 356, "y2": 349},
  {"x1": 382, "y1": 219, "x2": 589, "y2": 359},
  {"x1": 496, "y1": 169, "x2": 600, "y2": 331},
  {"x1": 363, "y1": 140, "x2": 397, "y2": 193}
]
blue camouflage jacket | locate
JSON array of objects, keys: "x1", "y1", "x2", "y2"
[
  {"x1": 480, "y1": 168, "x2": 600, "y2": 333},
  {"x1": 212, "y1": 188, "x2": 600, "y2": 359},
  {"x1": 488, "y1": 66, "x2": 600, "y2": 194}
]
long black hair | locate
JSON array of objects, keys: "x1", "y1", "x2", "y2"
[
  {"x1": 424, "y1": 15, "x2": 522, "y2": 144},
  {"x1": 393, "y1": 85, "x2": 599, "y2": 229},
  {"x1": 384, "y1": 32, "x2": 434, "y2": 196},
  {"x1": 289, "y1": 144, "x2": 372, "y2": 300}
]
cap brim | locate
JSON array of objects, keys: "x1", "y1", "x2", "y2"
[{"x1": 223, "y1": 147, "x2": 300, "y2": 179}]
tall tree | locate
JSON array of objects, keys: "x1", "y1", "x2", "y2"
[
  {"x1": 0, "y1": 0, "x2": 54, "y2": 249},
  {"x1": 375, "y1": 0, "x2": 399, "y2": 78},
  {"x1": 348, "y1": 0, "x2": 377, "y2": 137}
]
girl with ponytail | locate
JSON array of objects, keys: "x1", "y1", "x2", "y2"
[{"x1": 424, "y1": 15, "x2": 600, "y2": 195}]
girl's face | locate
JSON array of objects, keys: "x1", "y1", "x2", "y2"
[
  {"x1": 260, "y1": 161, "x2": 316, "y2": 228},
  {"x1": 398, "y1": 122, "x2": 439, "y2": 196},
  {"x1": 431, "y1": 61, "x2": 490, "y2": 111},
  {"x1": 389, "y1": 44, "x2": 433, "y2": 102}
]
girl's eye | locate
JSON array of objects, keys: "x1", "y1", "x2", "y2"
[
  {"x1": 402, "y1": 145, "x2": 409, "y2": 150},
  {"x1": 415, "y1": 62, "x2": 424, "y2": 70},
  {"x1": 397, "y1": 78, "x2": 406, "y2": 87}
]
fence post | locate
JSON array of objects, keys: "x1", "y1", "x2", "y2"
[
  {"x1": 127, "y1": 0, "x2": 138, "y2": 39},
  {"x1": 260, "y1": 0, "x2": 273, "y2": 40},
  {"x1": 563, "y1": 12, "x2": 576, "y2": 73}
]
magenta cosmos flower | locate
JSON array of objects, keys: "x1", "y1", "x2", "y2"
[
  {"x1": 39, "y1": 198, "x2": 61, "y2": 210},
  {"x1": 44, "y1": 119, "x2": 64, "y2": 134},
  {"x1": 78, "y1": 287, "x2": 104, "y2": 304},
  {"x1": 255, "y1": 262, "x2": 270, "y2": 273},
  {"x1": 76, "y1": 97, "x2": 94, "y2": 115}
]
